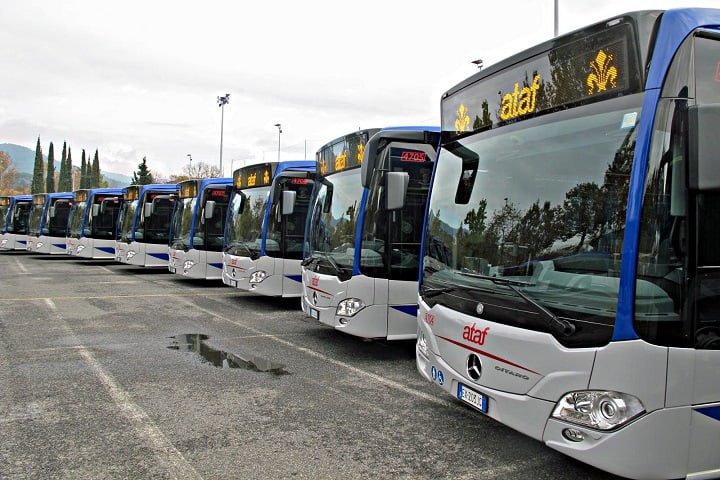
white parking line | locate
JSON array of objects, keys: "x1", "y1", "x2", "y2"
[{"x1": 44, "y1": 298, "x2": 203, "y2": 480}]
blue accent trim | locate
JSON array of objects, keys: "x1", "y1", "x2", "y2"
[
  {"x1": 149, "y1": 252, "x2": 169, "y2": 261},
  {"x1": 286, "y1": 274, "x2": 302, "y2": 283},
  {"x1": 97, "y1": 246, "x2": 115, "y2": 254},
  {"x1": 391, "y1": 304, "x2": 418, "y2": 316},
  {"x1": 352, "y1": 187, "x2": 371, "y2": 276},
  {"x1": 208, "y1": 262, "x2": 224, "y2": 270},
  {"x1": 52, "y1": 243, "x2": 66, "y2": 249},
  {"x1": 695, "y1": 406, "x2": 720, "y2": 421}
]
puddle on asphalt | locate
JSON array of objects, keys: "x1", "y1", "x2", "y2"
[{"x1": 168, "y1": 334, "x2": 289, "y2": 375}]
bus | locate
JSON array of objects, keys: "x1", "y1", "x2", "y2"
[
  {"x1": 115, "y1": 183, "x2": 178, "y2": 267},
  {"x1": 26, "y1": 192, "x2": 75, "y2": 254},
  {"x1": 168, "y1": 177, "x2": 232, "y2": 279},
  {"x1": 222, "y1": 160, "x2": 315, "y2": 297},
  {"x1": 66, "y1": 188, "x2": 124, "y2": 258},
  {"x1": 0, "y1": 194, "x2": 33, "y2": 251},
  {"x1": 301, "y1": 126, "x2": 440, "y2": 339},
  {"x1": 415, "y1": 9, "x2": 720, "y2": 479}
]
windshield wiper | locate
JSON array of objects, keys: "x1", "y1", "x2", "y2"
[
  {"x1": 421, "y1": 284, "x2": 457, "y2": 298},
  {"x1": 225, "y1": 241, "x2": 259, "y2": 260},
  {"x1": 302, "y1": 252, "x2": 351, "y2": 280},
  {"x1": 458, "y1": 272, "x2": 576, "y2": 337}
]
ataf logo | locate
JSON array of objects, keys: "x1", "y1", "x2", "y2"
[
  {"x1": 424, "y1": 312, "x2": 435, "y2": 326},
  {"x1": 462, "y1": 323, "x2": 490, "y2": 346},
  {"x1": 311, "y1": 276, "x2": 319, "y2": 287}
]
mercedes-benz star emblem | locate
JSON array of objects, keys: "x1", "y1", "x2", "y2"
[{"x1": 466, "y1": 354, "x2": 482, "y2": 381}]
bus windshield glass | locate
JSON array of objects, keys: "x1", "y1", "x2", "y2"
[
  {"x1": 28, "y1": 199, "x2": 45, "y2": 236},
  {"x1": 265, "y1": 177, "x2": 313, "y2": 260},
  {"x1": 170, "y1": 197, "x2": 196, "y2": 250},
  {"x1": 306, "y1": 169, "x2": 363, "y2": 271},
  {"x1": 67, "y1": 200, "x2": 87, "y2": 238},
  {"x1": 225, "y1": 186, "x2": 270, "y2": 258},
  {"x1": 118, "y1": 199, "x2": 138, "y2": 243},
  {"x1": 424, "y1": 94, "x2": 641, "y2": 347}
]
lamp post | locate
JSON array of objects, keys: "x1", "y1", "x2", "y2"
[
  {"x1": 187, "y1": 154, "x2": 193, "y2": 177},
  {"x1": 274, "y1": 123, "x2": 282, "y2": 162},
  {"x1": 217, "y1": 94, "x2": 230, "y2": 175}
]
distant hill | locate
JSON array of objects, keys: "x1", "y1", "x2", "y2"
[{"x1": 0, "y1": 143, "x2": 132, "y2": 188}]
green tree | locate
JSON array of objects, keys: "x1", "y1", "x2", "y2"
[
  {"x1": 131, "y1": 156, "x2": 154, "y2": 185},
  {"x1": 80, "y1": 149, "x2": 88, "y2": 189},
  {"x1": 0, "y1": 151, "x2": 18, "y2": 194},
  {"x1": 31, "y1": 137, "x2": 45, "y2": 194},
  {"x1": 45, "y1": 142, "x2": 56, "y2": 193},
  {"x1": 58, "y1": 142, "x2": 73, "y2": 192},
  {"x1": 91, "y1": 149, "x2": 101, "y2": 188}
]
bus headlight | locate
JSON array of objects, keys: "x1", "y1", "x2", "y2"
[
  {"x1": 336, "y1": 298, "x2": 365, "y2": 317},
  {"x1": 76, "y1": 245, "x2": 85, "y2": 253},
  {"x1": 552, "y1": 391, "x2": 645, "y2": 431},
  {"x1": 126, "y1": 250, "x2": 137, "y2": 259},
  {"x1": 36, "y1": 242, "x2": 44, "y2": 248},
  {"x1": 183, "y1": 260, "x2": 195, "y2": 273},
  {"x1": 250, "y1": 271, "x2": 267, "y2": 283},
  {"x1": 417, "y1": 330, "x2": 429, "y2": 358}
]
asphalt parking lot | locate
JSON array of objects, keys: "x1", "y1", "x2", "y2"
[{"x1": 0, "y1": 251, "x2": 621, "y2": 479}]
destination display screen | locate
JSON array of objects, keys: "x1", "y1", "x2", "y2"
[
  {"x1": 317, "y1": 129, "x2": 376, "y2": 176},
  {"x1": 179, "y1": 180, "x2": 199, "y2": 199},
  {"x1": 443, "y1": 21, "x2": 642, "y2": 139},
  {"x1": 33, "y1": 194, "x2": 47, "y2": 205},
  {"x1": 124, "y1": 186, "x2": 140, "y2": 201},
  {"x1": 74, "y1": 190, "x2": 89, "y2": 202},
  {"x1": 234, "y1": 163, "x2": 275, "y2": 189},
  {"x1": 0, "y1": 197, "x2": 9, "y2": 206}
]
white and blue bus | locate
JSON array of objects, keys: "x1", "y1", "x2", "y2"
[
  {"x1": 0, "y1": 194, "x2": 33, "y2": 251},
  {"x1": 116, "y1": 183, "x2": 178, "y2": 267},
  {"x1": 26, "y1": 192, "x2": 74, "y2": 254},
  {"x1": 168, "y1": 177, "x2": 232, "y2": 280},
  {"x1": 222, "y1": 160, "x2": 315, "y2": 297},
  {"x1": 416, "y1": 9, "x2": 720, "y2": 479},
  {"x1": 301, "y1": 126, "x2": 440, "y2": 339},
  {"x1": 66, "y1": 188, "x2": 124, "y2": 259}
]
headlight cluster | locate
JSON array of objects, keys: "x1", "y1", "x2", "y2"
[
  {"x1": 183, "y1": 260, "x2": 195, "y2": 273},
  {"x1": 126, "y1": 251, "x2": 137, "y2": 259},
  {"x1": 552, "y1": 390, "x2": 645, "y2": 431},
  {"x1": 417, "y1": 330, "x2": 429, "y2": 358},
  {"x1": 76, "y1": 245, "x2": 85, "y2": 253},
  {"x1": 249, "y1": 271, "x2": 267, "y2": 283},
  {"x1": 336, "y1": 298, "x2": 364, "y2": 317}
]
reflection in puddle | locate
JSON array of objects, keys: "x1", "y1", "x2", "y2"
[{"x1": 168, "y1": 334, "x2": 289, "y2": 375}]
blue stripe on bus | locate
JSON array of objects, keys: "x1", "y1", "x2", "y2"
[
  {"x1": 696, "y1": 406, "x2": 720, "y2": 421},
  {"x1": 97, "y1": 246, "x2": 115, "y2": 254},
  {"x1": 208, "y1": 262, "x2": 223, "y2": 270},
  {"x1": 52, "y1": 243, "x2": 66, "y2": 249},
  {"x1": 286, "y1": 275, "x2": 302, "y2": 283},
  {"x1": 391, "y1": 305, "x2": 418, "y2": 316},
  {"x1": 149, "y1": 252, "x2": 169, "y2": 261}
]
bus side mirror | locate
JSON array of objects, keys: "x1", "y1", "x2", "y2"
[
  {"x1": 689, "y1": 104, "x2": 720, "y2": 190},
  {"x1": 144, "y1": 202, "x2": 153, "y2": 218},
  {"x1": 50, "y1": 206, "x2": 56, "y2": 218},
  {"x1": 204, "y1": 200, "x2": 216, "y2": 220},
  {"x1": 282, "y1": 190, "x2": 296, "y2": 215},
  {"x1": 92, "y1": 204, "x2": 100, "y2": 217},
  {"x1": 386, "y1": 171, "x2": 408, "y2": 210}
]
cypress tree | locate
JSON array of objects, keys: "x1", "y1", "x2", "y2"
[
  {"x1": 58, "y1": 142, "x2": 72, "y2": 192},
  {"x1": 80, "y1": 149, "x2": 87, "y2": 189},
  {"x1": 91, "y1": 149, "x2": 101, "y2": 188},
  {"x1": 31, "y1": 137, "x2": 45, "y2": 194},
  {"x1": 45, "y1": 142, "x2": 56, "y2": 193}
]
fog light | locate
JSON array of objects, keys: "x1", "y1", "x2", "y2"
[
  {"x1": 338, "y1": 317, "x2": 349, "y2": 325},
  {"x1": 417, "y1": 330, "x2": 429, "y2": 358},
  {"x1": 562, "y1": 428, "x2": 585, "y2": 442}
]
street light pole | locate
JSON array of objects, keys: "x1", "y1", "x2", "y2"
[
  {"x1": 274, "y1": 123, "x2": 282, "y2": 162},
  {"x1": 187, "y1": 154, "x2": 193, "y2": 177},
  {"x1": 217, "y1": 94, "x2": 230, "y2": 175}
]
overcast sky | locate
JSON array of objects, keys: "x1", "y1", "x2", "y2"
[{"x1": 2, "y1": 0, "x2": 719, "y2": 180}]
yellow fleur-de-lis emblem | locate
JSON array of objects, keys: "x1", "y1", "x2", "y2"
[
  {"x1": 455, "y1": 104, "x2": 471, "y2": 133},
  {"x1": 587, "y1": 50, "x2": 618, "y2": 95},
  {"x1": 357, "y1": 143, "x2": 365, "y2": 164},
  {"x1": 320, "y1": 158, "x2": 327, "y2": 175}
]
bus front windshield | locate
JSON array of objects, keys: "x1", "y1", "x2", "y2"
[
  {"x1": 306, "y1": 169, "x2": 363, "y2": 273},
  {"x1": 28, "y1": 202, "x2": 44, "y2": 236},
  {"x1": 170, "y1": 197, "x2": 196, "y2": 250},
  {"x1": 67, "y1": 201, "x2": 88, "y2": 238},
  {"x1": 118, "y1": 200, "x2": 138, "y2": 243},
  {"x1": 224, "y1": 186, "x2": 270, "y2": 259},
  {"x1": 423, "y1": 94, "x2": 642, "y2": 347}
]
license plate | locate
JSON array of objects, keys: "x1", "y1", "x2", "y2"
[
  {"x1": 309, "y1": 307, "x2": 319, "y2": 320},
  {"x1": 457, "y1": 383, "x2": 488, "y2": 413},
  {"x1": 169, "y1": 266, "x2": 176, "y2": 273}
]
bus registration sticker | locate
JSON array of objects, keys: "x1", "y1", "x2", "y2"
[
  {"x1": 457, "y1": 383, "x2": 487, "y2": 413},
  {"x1": 309, "y1": 307, "x2": 319, "y2": 320}
]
